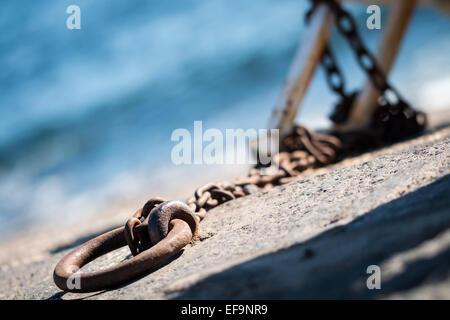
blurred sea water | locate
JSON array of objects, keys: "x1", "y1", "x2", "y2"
[{"x1": 0, "y1": 0, "x2": 449, "y2": 236}]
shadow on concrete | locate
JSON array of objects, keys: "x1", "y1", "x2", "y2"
[{"x1": 174, "y1": 174, "x2": 450, "y2": 299}]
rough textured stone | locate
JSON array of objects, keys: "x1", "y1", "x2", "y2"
[{"x1": 0, "y1": 111, "x2": 449, "y2": 300}]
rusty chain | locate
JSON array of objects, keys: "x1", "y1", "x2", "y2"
[
  {"x1": 54, "y1": 0, "x2": 427, "y2": 293},
  {"x1": 318, "y1": 45, "x2": 359, "y2": 124},
  {"x1": 183, "y1": 125, "x2": 343, "y2": 222},
  {"x1": 309, "y1": 0, "x2": 426, "y2": 140},
  {"x1": 54, "y1": 124, "x2": 343, "y2": 293}
]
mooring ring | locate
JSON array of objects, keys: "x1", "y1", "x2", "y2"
[{"x1": 53, "y1": 201, "x2": 198, "y2": 293}]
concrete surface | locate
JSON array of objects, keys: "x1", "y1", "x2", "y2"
[{"x1": 0, "y1": 110, "x2": 449, "y2": 300}]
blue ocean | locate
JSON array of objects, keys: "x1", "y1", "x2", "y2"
[{"x1": 0, "y1": 0, "x2": 449, "y2": 236}]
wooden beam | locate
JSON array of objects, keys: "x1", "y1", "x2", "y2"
[
  {"x1": 346, "y1": 0, "x2": 418, "y2": 129},
  {"x1": 269, "y1": 3, "x2": 334, "y2": 137}
]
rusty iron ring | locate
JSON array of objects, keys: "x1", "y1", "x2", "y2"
[{"x1": 53, "y1": 201, "x2": 197, "y2": 293}]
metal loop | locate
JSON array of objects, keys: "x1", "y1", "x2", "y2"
[
  {"x1": 124, "y1": 217, "x2": 143, "y2": 256},
  {"x1": 124, "y1": 197, "x2": 166, "y2": 255},
  {"x1": 141, "y1": 197, "x2": 166, "y2": 218},
  {"x1": 147, "y1": 200, "x2": 198, "y2": 245},
  {"x1": 53, "y1": 218, "x2": 193, "y2": 293},
  {"x1": 336, "y1": 11, "x2": 356, "y2": 36}
]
